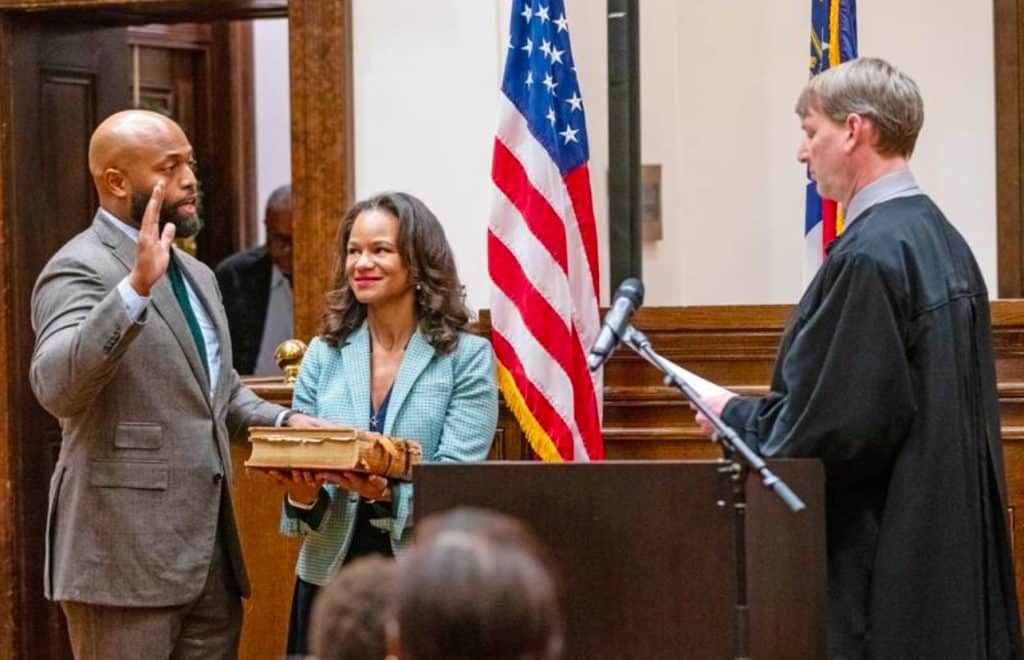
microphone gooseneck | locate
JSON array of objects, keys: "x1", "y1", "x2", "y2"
[{"x1": 587, "y1": 277, "x2": 645, "y2": 371}]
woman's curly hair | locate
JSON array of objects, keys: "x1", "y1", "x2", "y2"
[{"x1": 319, "y1": 191, "x2": 471, "y2": 353}]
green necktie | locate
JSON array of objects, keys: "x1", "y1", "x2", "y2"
[{"x1": 167, "y1": 254, "x2": 210, "y2": 381}]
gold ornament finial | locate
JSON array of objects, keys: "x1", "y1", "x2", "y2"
[{"x1": 274, "y1": 339, "x2": 307, "y2": 384}]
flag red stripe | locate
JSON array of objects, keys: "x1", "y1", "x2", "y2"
[
  {"x1": 489, "y1": 232, "x2": 573, "y2": 357},
  {"x1": 822, "y1": 198, "x2": 838, "y2": 255},
  {"x1": 564, "y1": 164, "x2": 601, "y2": 298},
  {"x1": 569, "y1": 325, "x2": 603, "y2": 459},
  {"x1": 492, "y1": 138, "x2": 569, "y2": 273},
  {"x1": 491, "y1": 330, "x2": 576, "y2": 459},
  {"x1": 489, "y1": 231, "x2": 602, "y2": 453}
]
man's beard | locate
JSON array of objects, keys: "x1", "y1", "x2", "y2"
[{"x1": 130, "y1": 187, "x2": 204, "y2": 239}]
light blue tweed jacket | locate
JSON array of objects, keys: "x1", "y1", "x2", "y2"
[{"x1": 280, "y1": 323, "x2": 498, "y2": 585}]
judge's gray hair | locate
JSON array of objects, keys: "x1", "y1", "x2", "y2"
[{"x1": 796, "y1": 57, "x2": 924, "y2": 158}]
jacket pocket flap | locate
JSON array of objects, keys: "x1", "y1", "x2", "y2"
[
  {"x1": 114, "y1": 423, "x2": 163, "y2": 450},
  {"x1": 89, "y1": 460, "x2": 168, "y2": 490}
]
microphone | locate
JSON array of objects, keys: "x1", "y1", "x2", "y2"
[{"x1": 587, "y1": 277, "x2": 644, "y2": 371}]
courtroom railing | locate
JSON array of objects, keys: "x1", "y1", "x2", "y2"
[{"x1": 243, "y1": 303, "x2": 1024, "y2": 632}]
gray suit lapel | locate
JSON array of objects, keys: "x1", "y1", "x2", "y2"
[
  {"x1": 342, "y1": 325, "x2": 372, "y2": 429},
  {"x1": 92, "y1": 214, "x2": 212, "y2": 403},
  {"x1": 383, "y1": 328, "x2": 435, "y2": 436},
  {"x1": 177, "y1": 254, "x2": 232, "y2": 409},
  {"x1": 91, "y1": 211, "x2": 137, "y2": 273},
  {"x1": 149, "y1": 255, "x2": 212, "y2": 404}
]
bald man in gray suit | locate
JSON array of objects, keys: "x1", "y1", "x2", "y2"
[{"x1": 30, "y1": 110, "x2": 322, "y2": 659}]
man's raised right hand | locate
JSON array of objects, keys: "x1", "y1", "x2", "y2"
[{"x1": 127, "y1": 181, "x2": 175, "y2": 296}]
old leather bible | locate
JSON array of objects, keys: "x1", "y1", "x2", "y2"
[{"x1": 245, "y1": 427, "x2": 421, "y2": 481}]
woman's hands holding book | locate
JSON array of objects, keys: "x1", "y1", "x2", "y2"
[
  {"x1": 266, "y1": 469, "x2": 324, "y2": 506},
  {"x1": 267, "y1": 469, "x2": 391, "y2": 504},
  {"x1": 320, "y1": 471, "x2": 392, "y2": 503}
]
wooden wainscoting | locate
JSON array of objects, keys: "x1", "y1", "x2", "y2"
[
  {"x1": 482, "y1": 302, "x2": 1024, "y2": 626},
  {"x1": 230, "y1": 381, "x2": 297, "y2": 659},
  {"x1": 236, "y1": 302, "x2": 1024, "y2": 655}
]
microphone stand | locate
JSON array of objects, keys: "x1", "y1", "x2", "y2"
[
  {"x1": 621, "y1": 324, "x2": 804, "y2": 660},
  {"x1": 621, "y1": 325, "x2": 805, "y2": 513}
]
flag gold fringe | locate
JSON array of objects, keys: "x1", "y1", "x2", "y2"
[
  {"x1": 828, "y1": 0, "x2": 842, "y2": 67},
  {"x1": 496, "y1": 362, "x2": 564, "y2": 462}
]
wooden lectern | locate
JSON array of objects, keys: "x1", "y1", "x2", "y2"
[{"x1": 416, "y1": 460, "x2": 826, "y2": 660}]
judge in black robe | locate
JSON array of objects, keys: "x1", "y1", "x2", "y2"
[{"x1": 701, "y1": 58, "x2": 1022, "y2": 659}]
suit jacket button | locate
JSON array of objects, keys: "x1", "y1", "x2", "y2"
[{"x1": 213, "y1": 473, "x2": 223, "y2": 484}]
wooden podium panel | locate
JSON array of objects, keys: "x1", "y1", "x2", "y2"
[
  {"x1": 416, "y1": 460, "x2": 826, "y2": 660},
  {"x1": 232, "y1": 381, "x2": 297, "y2": 659}
]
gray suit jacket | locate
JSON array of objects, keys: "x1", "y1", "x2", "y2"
[{"x1": 30, "y1": 212, "x2": 286, "y2": 607}]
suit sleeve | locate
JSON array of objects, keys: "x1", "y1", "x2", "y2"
[
  {"x1": 30, "y1": 256, "x2": 146, "y2": 419},
  {"x1": 721, "y1": 251, "x2": 917, "y2": 486},
  {"x1": 224, "y1": 374, "x2": 288, "y2": 438},
  {"x1": 388, "y1": 337, "x2": 499, "y2": 541}
]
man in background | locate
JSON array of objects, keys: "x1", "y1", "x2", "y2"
[
  {"x1": 697, "y1": 58, "x2": 1021, "y2": 659},
  {"x1": 216, "y1": 183, "x2": 294, "y2": 375}
]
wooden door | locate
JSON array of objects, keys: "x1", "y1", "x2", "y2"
[
  {"x1": 3, "y1": 16, "x2": 257, "y2": 659},
  {"x1": 5, "y1": 16, "x2": 131, "y2": 659},
  {"x1": 127, "y1": 22, "x2": 258, "y2": 266},
  {"x1": 0, "y1": 2, "x2": 353, "y2": 657}
]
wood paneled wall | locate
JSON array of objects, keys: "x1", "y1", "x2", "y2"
[
  {"x1": 482, "y1": 303, "x2": 1024, "y2": 455},
  {"x1": 288, "y1": 0, "x2": 354, "y2": 341},
  {"x1": 480, "y1": 302, "x2": 1024, "y2": 623},
  {"x1": 996, "y1": 0, "x2": 1024, "y2": 297},
  {"x1": 0, "y1": 2, "x2": 348, "y2": 656},
  {"x1": 234, "y1": 302, "x2": 1024, "y2": 654}
]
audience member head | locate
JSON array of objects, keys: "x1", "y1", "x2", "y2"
[
  {"x1": 264, "y1": 184, "x2": 293, "y2": 283},
  {"x1": 795, "y1": 57, "x2": 923, "y2": 206},
  {"x1": 88, "y1": 109, "x2": 203, "y2": 238},
  {"x1": 388, "y1": 508, "x2": 564, "y2": 660},
  {"x1": 308, "y1": 555, "x2": 397, "y2": 660},
  {"x1": 320, "y1": 191, "x2": 471, "y2": 353},
  {"x1": 414, "y1": 507, "x2": 557, "y2": 576}
]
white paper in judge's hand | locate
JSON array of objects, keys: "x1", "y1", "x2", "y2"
[{"x1": 664, "y1": 363, "x2": 731, "y2": 400}]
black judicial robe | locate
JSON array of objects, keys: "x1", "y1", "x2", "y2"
[{"x1": 722, "y1": 195, "x2": 1021, "y2": 659}]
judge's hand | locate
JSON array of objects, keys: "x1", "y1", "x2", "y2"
[
  {"x1": 266, "y1": 469, "x2": 323, "y2": 506},
  {"x1": 127, "y1": 181, "x2": 175, "y2": 296},
  {"x1": 693, "y1": 392, "x2": 738, "y2": 438},
  {"x1": 319, "y1": 471, "x2": 391, "y2": 502},
  {"x1": 285, "y1": 413, "x2": 332, "y2": 429}
]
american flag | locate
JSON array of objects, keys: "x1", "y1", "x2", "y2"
[{"x1": 488, "y1": 0, "x2": 603, "y2": 462}]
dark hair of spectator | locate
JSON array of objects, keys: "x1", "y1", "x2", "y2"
[
  {"x1": 414, "y1": 507, "x2": 560, "y2": 588},
  {"x1": 394, "y1": 529, "x2": 564, "y2": 660},
  {"x1": 318, "y1": 191, "x2": 471, "y2": 353},
  {"x1": 308, "y1": 555, "x2": 397, "y2": 660},
  {"x1": 266, "y1": 183, "x2": 291, "y2": 212}
]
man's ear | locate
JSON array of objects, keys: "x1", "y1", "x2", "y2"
[
  {"x1": 844, "y1": 113, "x2": 869, "y2": 153},
  {"x1": 102, "y1": 168, "x2": 129, "y2": 200}
]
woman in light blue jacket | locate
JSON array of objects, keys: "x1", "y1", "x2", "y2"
[{"x1": 268, "y1": 192, "x2": 498, "y2": 656}]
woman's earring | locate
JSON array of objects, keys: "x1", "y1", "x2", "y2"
[{"x1": 415, "y1": 283, "x2": 422, "y2": 291}]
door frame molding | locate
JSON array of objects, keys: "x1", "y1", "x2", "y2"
[
  {"x1": 0, "y1": 0, "x2": 352, "y2": 654},
  {"x1": 0, "y1": 14, "x2": 17, "y2": 656},
  {"x1": 996, "y1": 0, "x2": 1024, "y2": 296}
]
